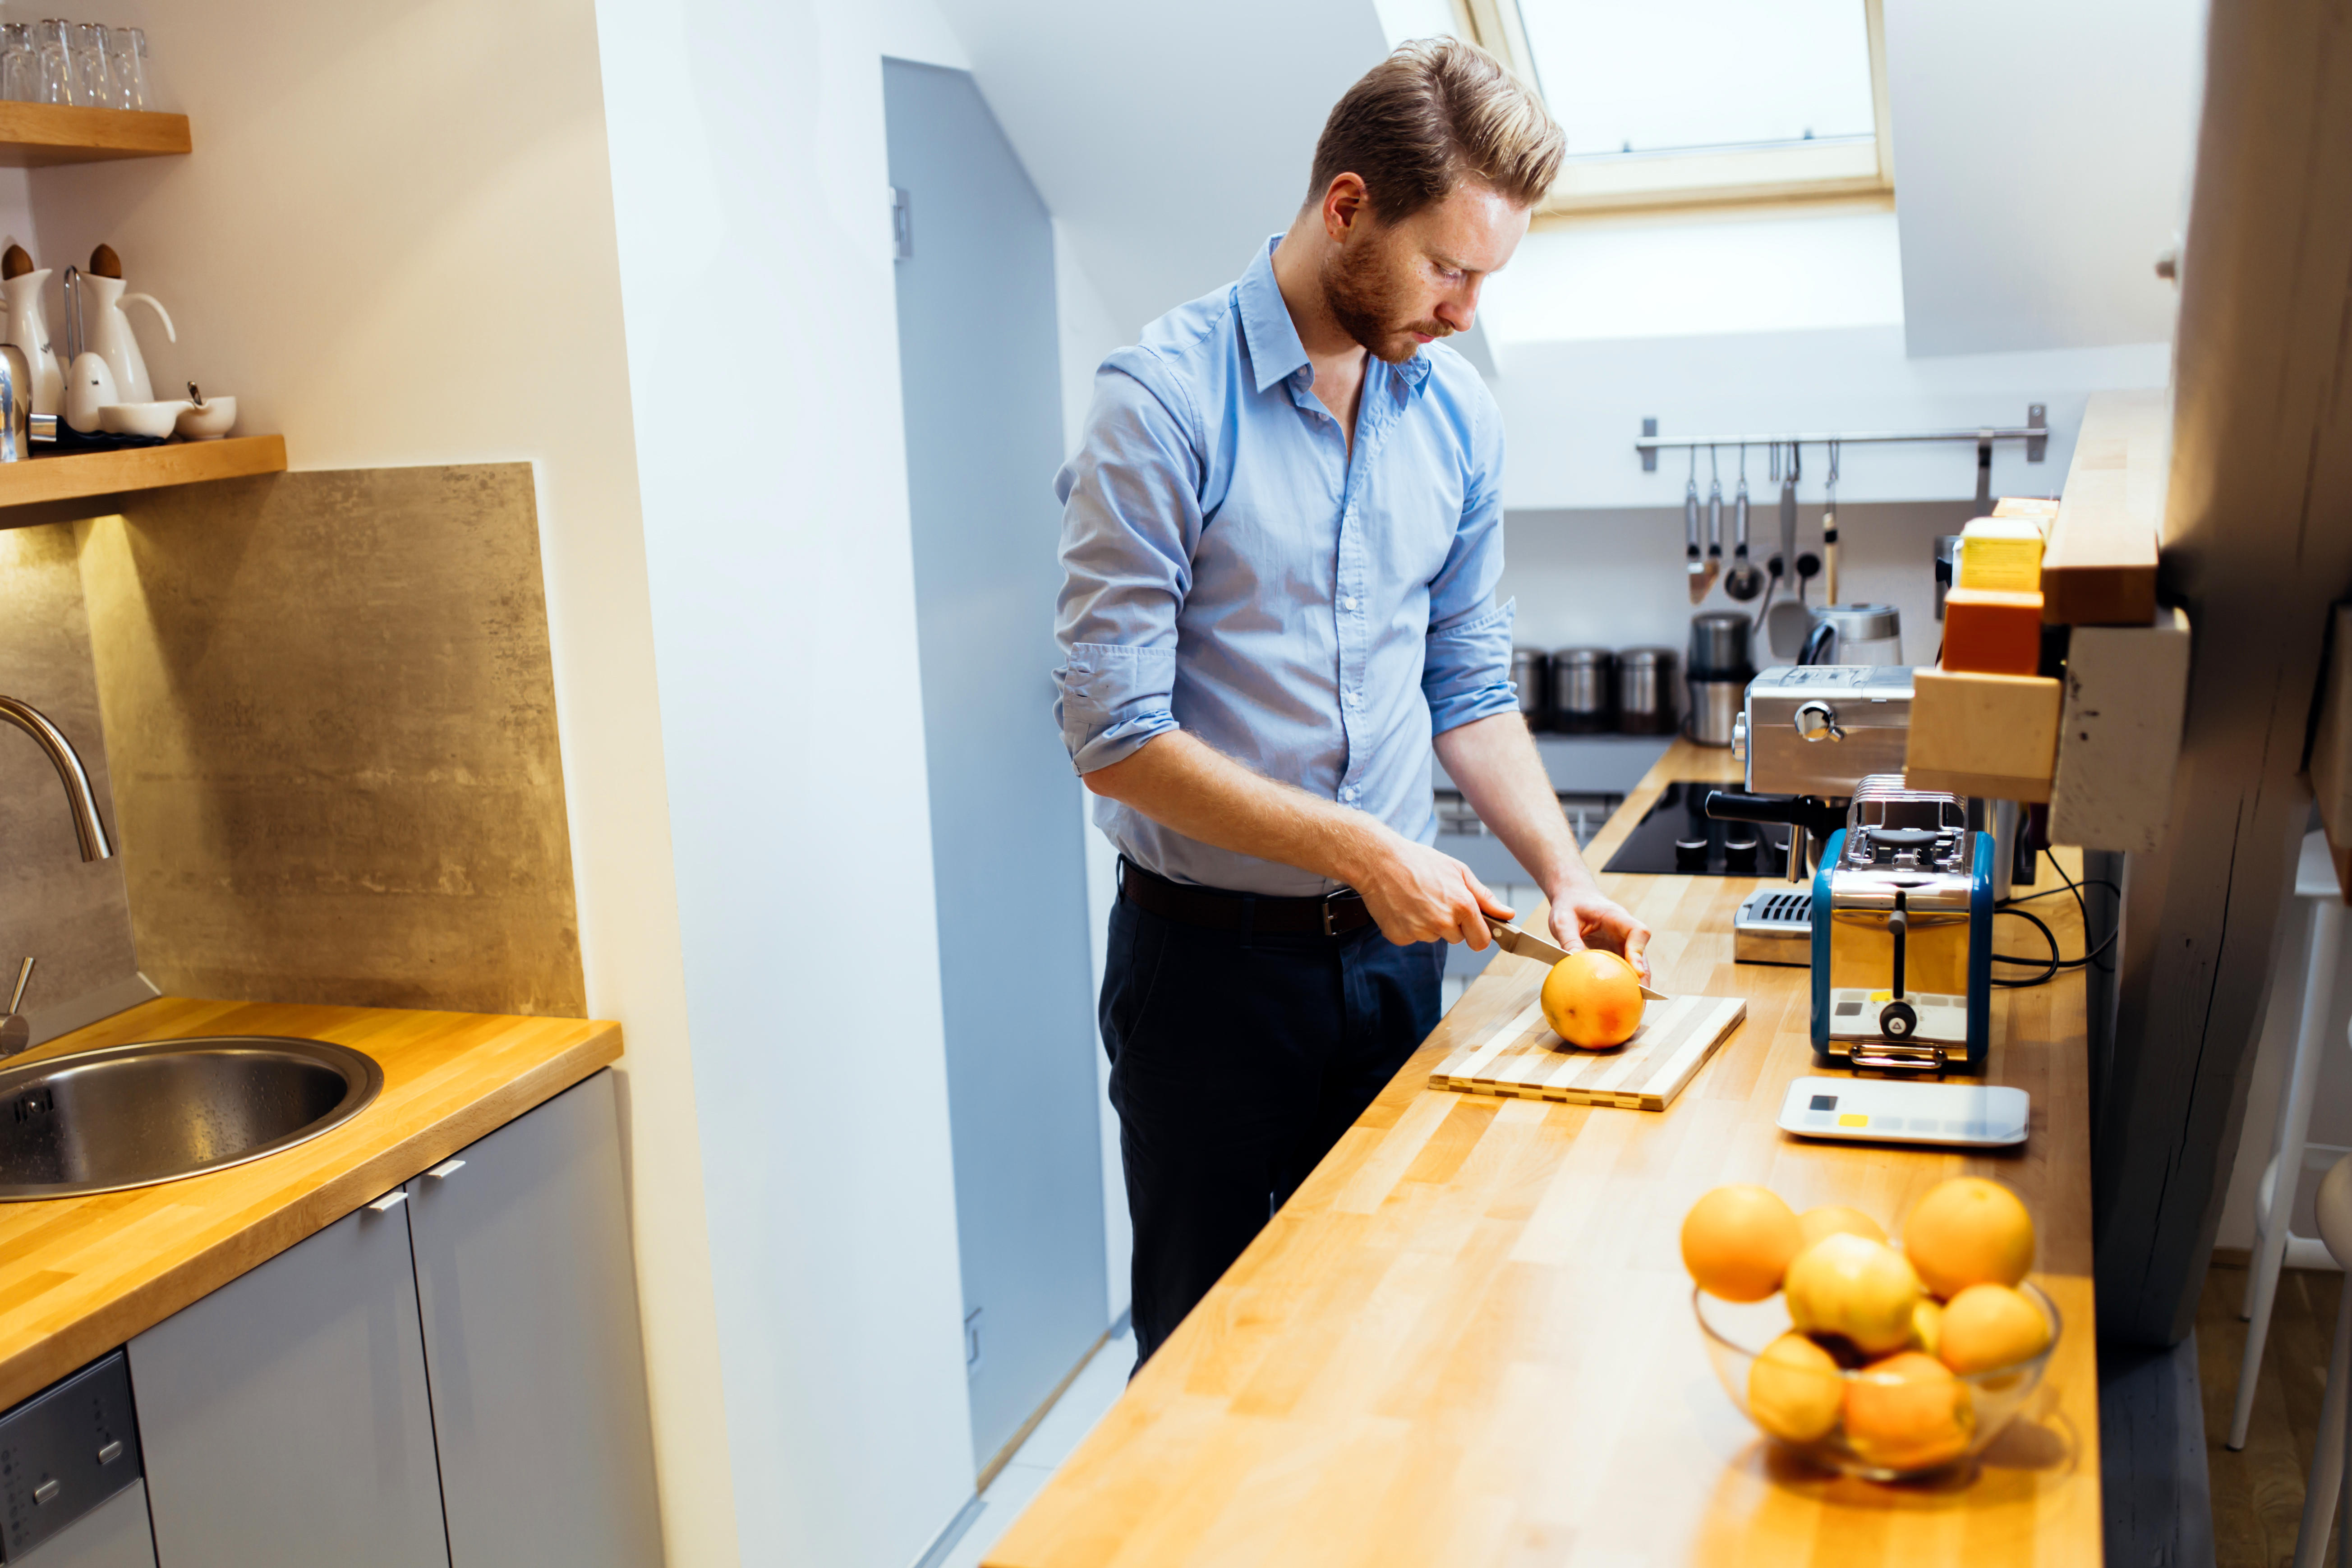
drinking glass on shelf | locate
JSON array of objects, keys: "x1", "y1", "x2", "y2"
[
  {"x1": 32, "y1": 20, "x2": 74, "y2": 106},
  {"x1": 68, "y1": 22, "x2": 111, "y2": 110},
  {"x1": 104, "y1": 25, "x2": 143, "y2": 110},
  {"x1": 0, "y1": 26, "x2": 34, "y2": 104}
]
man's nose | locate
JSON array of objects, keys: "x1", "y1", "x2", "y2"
[{"x1": 1438, "y1": 280, "x2": 1481, "y2": 334}]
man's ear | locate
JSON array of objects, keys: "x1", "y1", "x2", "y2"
[{"x1": 1321, "y1": 173, "x2": 1370, "y2": 241}]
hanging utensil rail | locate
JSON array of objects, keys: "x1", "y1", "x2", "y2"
[
  {"x1": 1636, "y1": 406, "x2": 2048, "y2": 464},
  {"x1": 1638, "y1": 405, "x2": 2049, "y2": 506}
]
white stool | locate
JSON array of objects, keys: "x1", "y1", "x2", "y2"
[
  {"x1": 2232, "y1": 830, "x2": 2349, "y2": 1451},
  {"x1": 2293, "y1": 1154, "x2": 2352, "y2": 1567}
]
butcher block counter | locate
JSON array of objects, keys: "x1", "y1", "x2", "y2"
[
  {"x1": 0, "y1": 995, "x2": 620, "y2": 1411},
  {"x1": 989, "y1": 739, "x2": 2100, "y2": 1568}
]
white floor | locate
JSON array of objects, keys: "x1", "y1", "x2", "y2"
[{"x1": 935, "y1": 1324, "x2": 1138, "y2": 1568}]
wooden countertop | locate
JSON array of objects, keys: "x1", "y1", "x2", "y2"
[
  {"x1": 0, "y1": 996, "x2": 620, "y2": 1410},
  {"x1": 989, "y1": 739, "x2": 2099, "y2": 1567}
]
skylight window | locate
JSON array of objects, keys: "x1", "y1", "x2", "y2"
[{"x1": 1455, "y1": 0, "x2": 1892, "y2": 215}]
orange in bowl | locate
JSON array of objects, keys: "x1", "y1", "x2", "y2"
[
  {"x1": 1936, "y1": 1283, "x2": 2052, "y2": 1375},
  {"x1": 1680, "y1": 1184, "x2": 1804, "y2": 1302},
  {"x1": 1903, "y1": 1177, "x2": 2036, "y2": 1298},
  {"x1": 1541, "y1": 949, "x2": 1645, "y2": 1048},
  {"x1": 1842, "y1": 1351, "x2": 1975, "y2": 1472}
]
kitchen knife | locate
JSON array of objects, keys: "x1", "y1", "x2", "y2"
[{"x1": 1483, "y1": 916, "x2": 1667, "y2": 1000}]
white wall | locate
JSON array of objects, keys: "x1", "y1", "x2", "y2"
[
  {"x1": 16, "y1": 5, "x2": 736, "y2": 1563},
  {"x1": 932, "y1": 0, "x2": 1391, "y2": 334},
  {"x1": 592, "y1": 1, "x2": 980, "y2": 1563},
  {"x1": 1487, "y1": 326, "x2": 2171, "y2": 511},
  {"x1": 1883, "y1": 0, "x2": 2205, "y2": 356}
]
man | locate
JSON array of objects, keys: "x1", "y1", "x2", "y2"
[{"x1": 1053, "y1": 38, "x2": 1651, "y2": 1365}]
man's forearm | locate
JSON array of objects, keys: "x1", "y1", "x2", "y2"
[
  {"x1": 1433, "y1": 713, "x2": 1597, "y2": 901},
  {"x1": 1082, "y1": 730, "x2": 1384, "y2": 885}
]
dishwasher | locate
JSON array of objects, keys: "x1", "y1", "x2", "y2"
[{"x1": 0, "y1": 1352, "x2": 152, "y2": 1567}]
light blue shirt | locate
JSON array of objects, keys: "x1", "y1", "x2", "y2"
[{"x1": 1052, "y1": 236, "x2": 1518, "y2": 897}]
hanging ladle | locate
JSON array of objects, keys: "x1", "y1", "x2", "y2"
[{"x1": 1724, "y1": 444, "x2": 1761, "y2": 601}]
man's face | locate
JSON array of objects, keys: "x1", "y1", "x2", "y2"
[{"x1": 1320, "y1": 180, "x2": 1529, "y2": 364}]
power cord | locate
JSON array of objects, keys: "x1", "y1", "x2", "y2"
[{"x1": 1989, "y1": 856, "x2": 2119, "y2": 986}]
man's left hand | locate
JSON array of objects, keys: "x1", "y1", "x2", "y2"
[{"x1": 1547, "y1": 891, "x2": 1652, "y2": 984}]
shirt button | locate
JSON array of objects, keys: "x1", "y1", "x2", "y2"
[
  {"x1": 1341, "y1": 596, "x2": 1358, "y2": 612},
  {"x1": 1341, "y1": 786, "x2": 1358, "y2": 802},
  {"x1": 1345, "y1": 690, "x2": 1361, "y2": 708}
]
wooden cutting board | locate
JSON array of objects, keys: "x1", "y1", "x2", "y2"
[{"x1": 1427, "y1": 991, "x2": 1748, "y2": 1111}]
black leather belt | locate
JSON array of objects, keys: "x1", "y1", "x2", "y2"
[{"x1": 1118, "y1": 857, "x2": 1373, "y2": 937}]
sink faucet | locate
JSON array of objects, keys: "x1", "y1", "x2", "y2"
[{"x1": 0, "y1": 694, "x2": 113, "y2": 863}]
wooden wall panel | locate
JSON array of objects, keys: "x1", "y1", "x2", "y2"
[
  {"x1": 0, "y1": 521, "x2": 142, "y2": 1021},
  {"x1": 77, "y1": 465, "x2": 586, "y2": 1016}
]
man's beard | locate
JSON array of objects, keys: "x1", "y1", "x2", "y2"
[{"x1": 1321, "y1": 237, "x2": 1449, "y2": 364}]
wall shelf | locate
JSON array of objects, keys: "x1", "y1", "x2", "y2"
[
  {"x1": 0, "y1": 435, "x2": 285, "y2": 510},
  {"x1": 0, "y1": 102, "x2": 189, "y2": 166}
]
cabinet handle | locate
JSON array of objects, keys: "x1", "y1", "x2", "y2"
[
  {"x1": 424, "y1": 1159, "x2": 466, "y2": 1181},
  {"x1": 366, "y1": 1190, "x2": 409, "y2": 1213}
]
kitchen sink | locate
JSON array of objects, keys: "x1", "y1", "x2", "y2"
[{"x1": 0, "y1": 1037, "x2": 384, "y2": 1200}]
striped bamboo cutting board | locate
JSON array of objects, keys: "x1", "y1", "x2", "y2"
[{"x1": 1428, "y1": 992, "x2": 1748, "y2": 1111}]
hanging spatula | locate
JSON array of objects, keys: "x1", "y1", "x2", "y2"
[
  {"x1": 1763, "y1": 442, "x2": 1813, "y2": 660},
  {"x1": 1483, "y1": 916, "x2": 1666, "y2": 999}
]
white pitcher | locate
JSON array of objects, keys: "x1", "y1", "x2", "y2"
[
  {"x1": 0, "y1": 268, "x2": 62, "y2": 417},
  {"x1": 78, "y1": 272, "x2": 173, "y2": 404}
]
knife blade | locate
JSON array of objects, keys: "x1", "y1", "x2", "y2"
[{"x1": 1483, "y1": 917, "x2": 1667, "y2": 999}]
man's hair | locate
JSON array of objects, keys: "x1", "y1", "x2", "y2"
[{"x1": 1307, "y1": 39, "x2": 1565, "y2": 224}]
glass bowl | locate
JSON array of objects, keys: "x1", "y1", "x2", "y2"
[{"x1": 1693, "y1": 1280, "x2": 2061, "y2": 1481}]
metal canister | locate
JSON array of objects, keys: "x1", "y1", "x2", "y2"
[
  {"x1": 1687, "y1": 611, "x2": 1754, "y2": 679},
  {"x1": 1616, "y1": 647, "x2": 1678, "y2": 735},
  {"x1": 1549, "y1": 647, "x2": 1614, "y2": 733},
  {"x1": 1511, "y1": 647, "x2": 1549, "y2": 731}
]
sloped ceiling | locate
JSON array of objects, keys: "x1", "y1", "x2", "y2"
[
  {"x1": 928, "y1": 0, "x2": 1393, "y2": 334},
  {"x1": 1884, "y1": 0, "x2": 2204, "y2": 357}
]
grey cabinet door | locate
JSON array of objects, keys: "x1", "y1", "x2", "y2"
[
  {"x1": 404, "y1": 1071, "x2": 662, "y2": 1568},
  {"x1": 16, "y1": 1480, "x2": 155, "y2": 1568},
  {"x1": 128, "y1": 1200, "x2": 449, "y2": 1568}
]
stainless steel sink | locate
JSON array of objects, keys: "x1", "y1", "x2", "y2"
[{"x1": 0, "y1": 1037, "x2": 384, "y2": 1200}]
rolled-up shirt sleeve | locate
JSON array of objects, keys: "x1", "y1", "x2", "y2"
[
  {"x1": 1052, "y1": 356, "x2": 1203, "y2": 775},
  {"x1": 1422, "y1": 381, "x2": 1518, "y2": 736}
]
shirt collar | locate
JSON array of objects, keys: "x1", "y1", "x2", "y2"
[{"x1": 1238, "y1": 235, "x2": 1435, "y2": 397}]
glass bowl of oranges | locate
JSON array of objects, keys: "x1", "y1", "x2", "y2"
[{"x1": 1681, "y1": 1179, "x2": 2058, "y2": 1481}]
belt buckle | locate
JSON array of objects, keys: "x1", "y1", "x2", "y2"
[{"x1": 1322, "y1": 889, "x2": 1349, "y2": 937}]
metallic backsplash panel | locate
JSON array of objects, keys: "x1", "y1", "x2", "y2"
[{"x1": 78, "y1": 464, "x2": 586, "y2": 1016}]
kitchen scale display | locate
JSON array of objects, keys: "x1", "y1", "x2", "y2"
[{"x1": 1775, "y1": 1076, "x2": 2029, "y2": 1148}]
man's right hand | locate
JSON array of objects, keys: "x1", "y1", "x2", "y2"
[{"x1": 1347, "y1": 826, "x2": 1514, "y2": 948}]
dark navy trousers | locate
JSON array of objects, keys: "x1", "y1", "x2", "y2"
[{"x1": 1100, "y1": 892, "x2": 1444, "y2": 1366}]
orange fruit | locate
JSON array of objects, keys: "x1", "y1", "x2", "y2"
[
  {"x1": 1748, "y1": 1332, "x2": 1843, "y2": 1442},
  {"x1": 1936, "y1": 1283, "x2": 2051, "y2": 1374},
  {"x1": 1796, "y1": 1205, "x2": 1887, "y2": 1254},
  {"x1": 1842, "y1": 1351, "x2": 1975, "y2": 1471},
  {"x1": 1541, "y1": 949, "x2": 1645, "y2": 1048},
  {"x1": 1902, "y1": 1178, "x2": 2035, "y2": 1298},
  {"x1": 1680, "y1": 1184, "x2": 1803, "y2": 1302},
  {"x1": 1784, "y1": 1233, "x2": 1920, "y2": 1356}
]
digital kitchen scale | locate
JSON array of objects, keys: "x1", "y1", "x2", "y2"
[{"x1": 1776, "y1": 1076, "x2": 2029, "y2": 1148}]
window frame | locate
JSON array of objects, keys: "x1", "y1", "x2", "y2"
[{"x1": 1452, "y1": 0, "x2": 1895, "y2": 219}]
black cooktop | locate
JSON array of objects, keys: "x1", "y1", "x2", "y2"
[{"x1": 1601, "y1": 782, "x2": 1792, "y2": 877}]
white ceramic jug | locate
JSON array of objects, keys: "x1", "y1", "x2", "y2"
[
  {"x1": 0, "y1": 268, "x2": 62, "y2": 417},
  {"x1": 78, "y1": 273, "x2": 172, "y2": 404}
]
